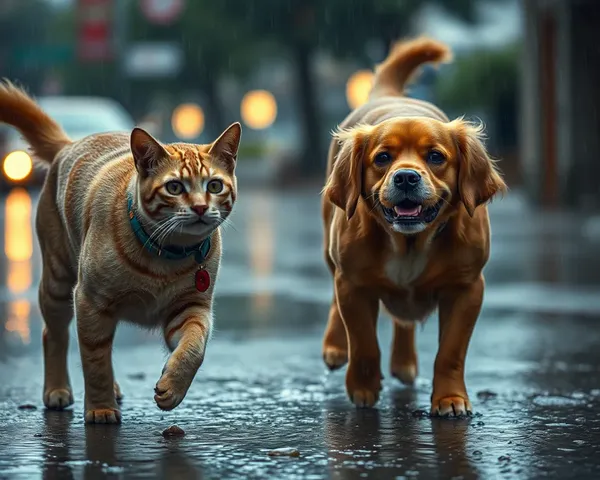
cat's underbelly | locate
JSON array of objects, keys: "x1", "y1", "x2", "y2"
[
  {"x1": 113, "y1": 298, "x2": 162, "y2": 327},
  {"x1": 112, "y1": 292, "x2": 192, "y2": 329}
]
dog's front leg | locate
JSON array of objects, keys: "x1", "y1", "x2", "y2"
[
  {"x1": 431, "y1": 274, "x2": 484, "y2": 417},
  {"x1": 154, "y1": 305, "x2": 213, "y2": 411},
  {"x1": 335, "y1": 274, "x2": 381, "y2": 408}
]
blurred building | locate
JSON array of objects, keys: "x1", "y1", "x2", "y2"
[{"x1": 522, "y1": 0, "x2": 600, "y2": 209}]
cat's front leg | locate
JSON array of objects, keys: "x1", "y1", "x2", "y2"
[
  {"x1": 155, "y1": 305, "x2": 213, "y2": 410},
  {"x1": 74, "y1": 284, "x2": 121, "y2": 424}
]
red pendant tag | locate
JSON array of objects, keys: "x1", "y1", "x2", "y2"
[{"x1": 195, "y1": 268, "x2": 211, "y2": 292}]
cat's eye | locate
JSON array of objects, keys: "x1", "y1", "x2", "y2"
[
  {"x1": 165, "y1": 180, "x2": 185, "y2": 195},
  {"x1": 207, "y1": 179, "x2": 224, "y2": 194}
]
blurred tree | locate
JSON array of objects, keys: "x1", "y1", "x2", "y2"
[
  {"x1": 49, "y1": 1, "x2": 255, "y2": 138},
  {"x1": 128, "y1": 1, "x2": 257, "y2": 138},
  {"x1": 224, "y1": 0, "x2": 498, "y2": 177},
  {"x1": 0, "y1": 0, "x2": 53, "y2": 91},
  {"x1": 49, "y1": 7, "x2": 118, "y2": 101},
  {"x1": 435, "y1": 43, "x2": 520, "y2": 151}
]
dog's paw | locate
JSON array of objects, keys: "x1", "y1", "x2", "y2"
[
  {"x1": 85, "y1": 408, "x2": 121, "y2": 424},
  {"x1": 430, "y1": 395, "x2": 472, "y2": 417},
  {"x1": 348, "y1": 387, "x2": 380, "y2": 408},
  {"x1": 391, "y1": 362, "x2": 417, "y2": 386},
  {"x1": 323, "y1": 346, "x2": 348, "y2": 370},
  {"x1": 44, "y1": 388, "x2": 74, "y2": 410},
  {"x1": 346, "y1": 361, "x2": 382, "y2": 408}
]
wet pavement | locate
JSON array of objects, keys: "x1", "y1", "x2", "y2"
[{"x1": 1, "y1": 185, "x2": 600, "y2": 479}]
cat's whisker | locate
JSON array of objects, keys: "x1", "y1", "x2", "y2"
[
  {"x1": 219, "y1": 217, "x2": 237, "y2": 232},
  {"x1": 156, "y1": 219, "x2": 182, "y2": 248}
]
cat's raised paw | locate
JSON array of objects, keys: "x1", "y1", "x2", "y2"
[
  {"x1": 44, "y1": 388, "x2": 74, "y2": 410},
  {"x1": 154, "y1": 373, "x2": 187, "y2": 411},
  {"x1": 84, "y1": 408, "x2": 122, "y2": 424}
]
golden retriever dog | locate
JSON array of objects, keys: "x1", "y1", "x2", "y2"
[{"x1": 321, "y1": 37, "x2": 507, "y2": 416}]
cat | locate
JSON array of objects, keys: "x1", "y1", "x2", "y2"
[{"x1": 0, "y1": 81, "x2": 241, "y2": 424}]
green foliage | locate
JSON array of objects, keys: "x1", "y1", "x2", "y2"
[
  {"x1": 435, "y1": 43, "x2": 520, "y2": 111},
  {"x1": 221, "y1": 0, "x2": 489, "y2": 61},
  {"x1": 435, "y1": 42, "x2": 520, "y2": 151}
]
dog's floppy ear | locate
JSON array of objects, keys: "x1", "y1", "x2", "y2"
[
  {"x1": 323, "y1": 125, "x2": 372, "y2": 220},
  {"x1": 451, "y1": 119, "x2": 507, "y2": 217}
]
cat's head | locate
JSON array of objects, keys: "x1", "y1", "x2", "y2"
[{"x1": 130, "y1": 122, "x2": 241, "y2": 239}]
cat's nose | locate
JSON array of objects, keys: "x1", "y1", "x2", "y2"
[{"x1": 192, "y1": 205, "x2": 208, "y2": 216}]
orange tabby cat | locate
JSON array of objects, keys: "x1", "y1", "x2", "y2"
[{"x1": 0, "y1": 81, "x2": 241, "y2": 424}]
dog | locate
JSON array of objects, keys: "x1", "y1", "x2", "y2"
[{"x1": 321, "y1": 37, "x2": 507, "y2": 416}]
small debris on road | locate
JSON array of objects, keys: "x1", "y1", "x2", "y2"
[
  {"x1": 267, "y1": 447, "x2": 300, "y2": 457},
  {"x1": 411, "y1": 409, "x2": 429, "y2": 418},
  {"x1": 477, "y1": 390, "x2": 498, "y2": 400},
  {"x1": 162, "y1": 425, "x2": 185, "y2": 438}
]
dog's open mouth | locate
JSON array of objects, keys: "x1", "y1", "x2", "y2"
[{"x1": 381, "y1": 198, "x2": 444, "y2": 225}]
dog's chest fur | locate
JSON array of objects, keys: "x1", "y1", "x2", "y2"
[
  {"x1": 384, "y1": 251, "x2": 428, "y2": 286},
  {"x1": 379, "y1": 250, "x2": 437, "y2": 322}
]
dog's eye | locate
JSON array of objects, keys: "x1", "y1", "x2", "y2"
[
  {"x1": 374, "y1": 152, "x2": 392, "y2": 166},
  {"x1": 426, "y1": 150, "x2": 445, "y2": 165},
  {"x1": 165, "y1": 180, "x2": 185, "y2": 195}
]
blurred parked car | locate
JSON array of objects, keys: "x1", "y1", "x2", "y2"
[{"x1": 0, "y1": 96, "x2": 136, "y2": 191}]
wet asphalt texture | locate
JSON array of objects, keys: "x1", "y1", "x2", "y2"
[{"x1": 1, "y1": 186, "x2": 600, "y2": 479}]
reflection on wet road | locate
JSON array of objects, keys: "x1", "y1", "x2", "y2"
[{"x1": 1, "y1": 186, "x2": 600, "y2": 479}]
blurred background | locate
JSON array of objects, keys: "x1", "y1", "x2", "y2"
[
  {"x1": 0, "y1": 0, "x2": 526, "y2": 347},
  {"x1": 0, "y1": 0, "x2": 526, "y2": 189},
  {"x1": 1, "y1": 0, "x2": 599, "y2": 351},
  {"x1": 3, "y1": 1, "x2": 600, "y2": 477}
]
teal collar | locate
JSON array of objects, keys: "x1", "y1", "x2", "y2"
[{"x1": 127, "y1": 193, "x2": 211, "y2": 263}]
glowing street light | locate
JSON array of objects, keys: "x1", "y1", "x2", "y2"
[
  {"x1": 346, "y1": 70, "x2": 374, "y2": 110},
  {"x1": 3, "y1": 151, "x2": 33, "y2": 182},
  {"x1": 171, "y1": 103, "x2": 205, "y2": 139},
  {"x1": 241, "y1": 90, "x2": 277, "y2": 130}
]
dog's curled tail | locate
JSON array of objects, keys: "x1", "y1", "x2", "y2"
[
  {"x1": 0, "y1": 80, "x2": 71, "y2": 164},
  {"x1": 370, "y1": 36, "x2": 453, "y2": 99}
]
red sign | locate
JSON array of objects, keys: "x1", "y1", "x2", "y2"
[
  {"x1": 140, "y1": 0, "x2": 184, "y2": 25},
  {"x1": 77, "y1": 0, "x2": 113, "y2": 62}
]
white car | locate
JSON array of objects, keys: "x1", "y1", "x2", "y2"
[{"x1": 0, "y1": 96, "x2": 136, "y2": 188}]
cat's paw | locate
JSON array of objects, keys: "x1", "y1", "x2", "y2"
[
  {"x1": 44, "y1": 388, "x2": 74, "y2": 410},
  {"x1": 154, "y1": 371, "x2": 189, "y2": 411},
  {"x1": 84, "y1": 408, "x2": 121, "y2": 424}
]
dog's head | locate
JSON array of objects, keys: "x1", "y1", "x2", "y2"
[{"x1": 323, "y1": 117, "x2": 507, "y2": 234}]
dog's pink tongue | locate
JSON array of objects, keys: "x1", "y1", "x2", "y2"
[{"x1": 394, "y1": 205, "x2": 422, "y2": 217}]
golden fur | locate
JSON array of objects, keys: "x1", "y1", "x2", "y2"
[
  {"x1": 321, "y1": 37, "x2": 507, "y2": 415},
  {"x1": 0, "y1": 81, "x2": 241, "y2": 423}
]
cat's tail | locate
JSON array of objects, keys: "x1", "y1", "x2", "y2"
[
  {"x1": 369, "y1": 36, "x2": 452, "y2": 99},
  {"x1": 0, "y1": 80, "x2": 71, "y2": 164}
]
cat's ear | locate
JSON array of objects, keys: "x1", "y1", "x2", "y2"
[
  {"x1": 130, "y1": 127, "x2": 169, "y2": 178},
  {"x1": 208, "y1": 122, "x2": 242, "y2": 173}
]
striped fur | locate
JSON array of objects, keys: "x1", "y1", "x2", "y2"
[{"x1": 0, "y1": 81, "x2": 241, "y2": 424}]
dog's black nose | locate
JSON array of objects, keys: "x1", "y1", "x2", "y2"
[{"x1": 393, "y1": 169, "x2": 421, "y2": 188}]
